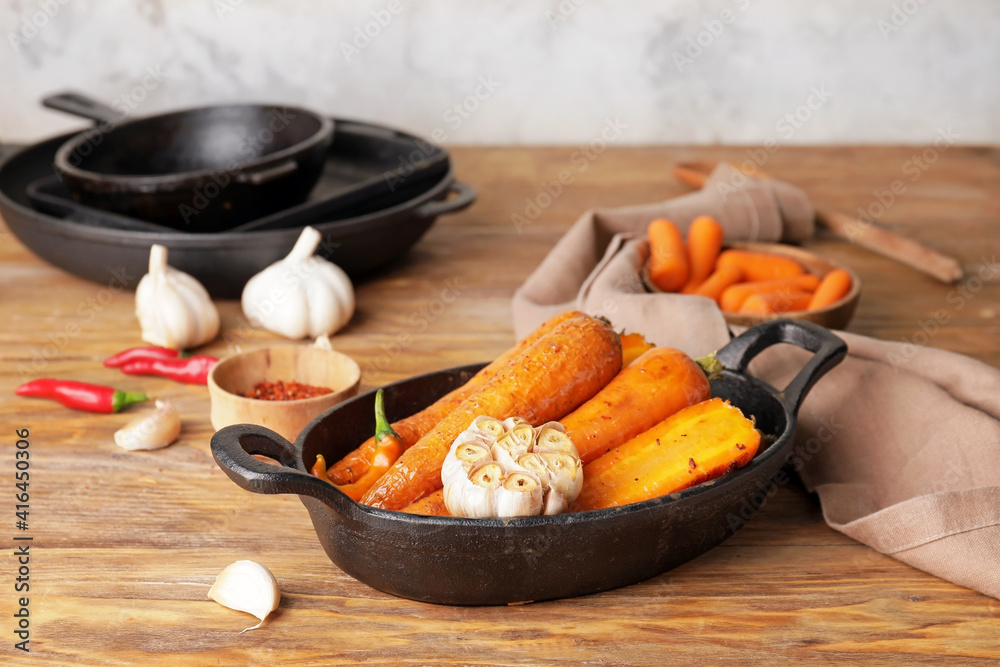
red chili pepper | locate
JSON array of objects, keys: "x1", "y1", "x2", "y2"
[
  {"x1": 104, "y1": 346, "x2": 187, "y2": 368},
  {"x1": 15, "y1": 379, "x2": 147, "y2": 413},
  {"x1": 118, "y1": 355, "x2": 218, "y2": 385}
]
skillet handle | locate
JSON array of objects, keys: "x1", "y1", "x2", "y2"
[
  {"x1": 413, "y1": 181, "x2": 476, "y2": 218},
  {"x1": 234, "y1": 160, "x2": 299, "y2": 185},
  {"x1": 211, "y1": 423, "x2": 344, "y2": 504},
  {"x1": 715, "y1": 319, "x2": 847, "y2": 414},
  {"x1": 43, "y1": 92, "x2": 120, "y2": 124}
]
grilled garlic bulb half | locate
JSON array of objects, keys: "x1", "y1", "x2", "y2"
[{"x1": 441, "y1": 416, "x2": 583, "y2": 518}]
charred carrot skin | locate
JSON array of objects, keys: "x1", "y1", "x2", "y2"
[
  {"x1": 327, "y1": 310, "x2": 586, "y2": 484},
  {"x1": 361, "y1": 315, "x2": 623, "y2": 510},
  {"x1": 571, "y1": 398, "x2": 760, "y2": 512},
  {"x1": 562, "y1": 347, "x2": 712, "y2": 465},
  {"x1": 400, "y1": 489, "x2": 449, "y2": 516}
]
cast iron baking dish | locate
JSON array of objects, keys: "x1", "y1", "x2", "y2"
[
  {"x1": 211, "y1": 319, "x2": 847, "y2": 605},
  {"x1": 0, "y1": 121, "x2": 474, "y2": 298}
]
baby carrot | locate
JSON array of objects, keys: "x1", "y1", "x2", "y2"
[
  {"x1": 719, "y1": 274, "x2": 820, "y2": 312},
  {"x1": 739, "y1": 290, "x2": 813, "y2": 315},
  {"x1": 681, "y1": 216, "x2": 724, "y2": 294},
  {"x1": 647, "y1": 219, "x2": 689, "y2": 292},
  {"x1": 716, "y1": 250, "x2": 805, "y2": 282},
  {"x1": 694, "y1": 265, "x2": 744, "y2": 302},
  {"x1": 808, "y1": 269, "x2": 853, "y2": 310}
]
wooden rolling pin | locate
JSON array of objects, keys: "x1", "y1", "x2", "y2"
[{"x1": 672, "y1": 162, "x2": 964, "y2": 284}]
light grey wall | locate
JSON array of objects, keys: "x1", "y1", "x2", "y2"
[{"x1": 3, "y1": 0, "x2": 998, "y2": 145}]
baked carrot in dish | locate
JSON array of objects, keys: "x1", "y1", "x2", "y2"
[
  {"x1": 360, "y1": 315, "x2": 622, "y2": 510},
  {"x1": 561, "y1": 347, "x2": 720, "y2": 465},
  {"x1": 571, "y1": 398, "x2": 760, "y2": 511},
  {"x1": 327, "y1": 310, "x2": 586, "y2": 484},
  {"x1": 619, "y1": 332, "x2": 656, "y2": 367},
  {"x1": 400, "y1": 489, "x2": 449, "y2": 516}
]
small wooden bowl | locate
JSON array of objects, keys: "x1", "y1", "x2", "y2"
[
  {"x1": 208, "y1": 345, "x2": 361, "y2": 442},
  {"x1": 644, "y1": 242, "x2": 861, "y2": 330}
]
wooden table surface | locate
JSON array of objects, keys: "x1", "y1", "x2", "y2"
[{"x1": 2, "y1": 145, "x2": 998, "y2": 665}]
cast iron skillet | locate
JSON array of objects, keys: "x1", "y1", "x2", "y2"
[
  {"x1": 211, "y1": 319, "x2": 847, "y2": 606},
  {"x1": 45, "y1": 92, "x2": 334, "y2": 231},
  {"x1": 0, "y1": 124, "x2": 475, "y2": 298}
]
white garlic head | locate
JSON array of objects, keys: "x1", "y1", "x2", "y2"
[
  {"x1": 135, "y1": 244, "x2": 220, "y2": 349},
  {"x1": 441, "y1": 416, "x2": 583, "y2": 518},
  {"x1": 241, "y1": 226, "x2": 355, "y2": 340}
]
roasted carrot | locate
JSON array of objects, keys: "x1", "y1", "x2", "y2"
[
  {"x1": 738, "y1": 290, "x2": 813, "y2": 314},
  {"x1": 571, "y1": 398, "x2": 760, "y2": 511},
  {"x1": 808, "y1": 269, "x2": 853, "y2": 310},
  {"x1": 647, "y1": 219, "x2": 689, "y2": 292},
  {"x1": 620, "y1": 332, "x2": 656, "y2": 367},
  {"x1": 400, "y1": 489, "x2": 449, "y2": 516},
  {"x1": 361, "y1": 315, "x2": 623, "y2": 510},
  {"x1": 327, "y1": 310, "x2": 586, "y2": 484},
  {"x1": 716, "y1": 249, "x2": 805, "y2": 282},
  {"x1": 719, "y1": 274, "x2": 820, "y2": 312},
  {"x1": 331, "y1": 390, "x2": 404, "y2": 501},
  {"x1": 693, "y1": 265, "x2": 744, "y2": 302},
  {"x1": 681, "y1": 216, "x2": 724, "y2": 294},
  {"x1": 562, "y1": 347, "x2": 719, "y2": 465}
]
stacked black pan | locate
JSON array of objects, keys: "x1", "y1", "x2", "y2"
[{"x1": 0, "y1": 93, "x2": 475, "y2": 298}]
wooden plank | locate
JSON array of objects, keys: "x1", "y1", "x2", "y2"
[{"x1": 1, "y1": 145, "x2": 998, "y2": 664}]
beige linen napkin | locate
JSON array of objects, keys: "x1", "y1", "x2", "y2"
[{"x1": 511, "y1": 165, "x2": 1000, "y2": 600}]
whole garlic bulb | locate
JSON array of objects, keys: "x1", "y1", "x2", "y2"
[
  {"x1": 441, "y1": 416, "x2": 583, "y2": 518},
  {"x1": 135, "y1": 244, "x2": 219, "y2": 349},
  {"x1": 241, "y1": 226, "x2": 355, "y2": 339}
]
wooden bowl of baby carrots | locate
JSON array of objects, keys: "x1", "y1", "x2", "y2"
[{"x1": 643, "y1": 217, "x2": 861, "y2": 330}]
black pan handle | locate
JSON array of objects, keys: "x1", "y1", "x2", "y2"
[
  {"x1": 234, "y1": 160, "x2": 299, "y2": 185},
  {"x1": 211, "y1": 423, "x2": 346, "y2": 505},
  {"x1": 715, "y1": 319, "x2": 847, "y2": 414},
  {"x1": 43, "y1": 92, "x2": 120, "y2": 124},
  {"x1": 412, "y1": 181, "x2": 476, "y2": 218}
]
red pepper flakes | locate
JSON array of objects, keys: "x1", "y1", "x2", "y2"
[{"x1": 243, "y1": 380, "x2": 333, "y2": 401}]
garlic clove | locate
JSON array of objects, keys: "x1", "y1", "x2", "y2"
[
  {"x1": 508, "y1": 422, "x2": 536, "y2": 449},
  {"x1": 491, "y1": 433, "x2": 529, "y2": 471},
  {"x1": 495, "y1": 472, "x2": 543, "y2": 517},
  {"x1": 543, "y1": 490, "x2": 569, "y2": 516},
  {"x1": 471, "y1": 415, "x2": 504, "y2": 439},
  {"x1": 536, "y1": 427, "x2": 578, "y2": 455},
  {"x1": 540, "y1": 451, "x2": 584, "y2": 502},
  {"x1": 208, "y1": 560, "x2": 281, "y2": 633},
  {"x1": 114, "y1": 400, "x2": 181, "y2": 451}
]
